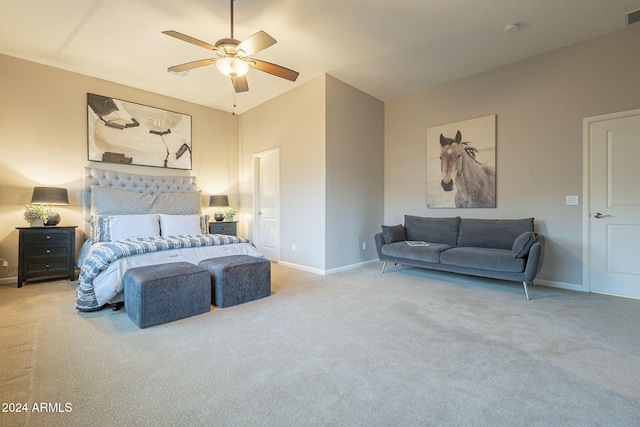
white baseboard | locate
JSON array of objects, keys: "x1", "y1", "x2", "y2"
[
  {"x1": 277, "y1": 261, "x2": 326, "y2": 275},
  {"x1": 0, "y1": 276, "x2": 18, "y2": 286},
  {"x1": 535, "y1": 279, "x2": 586, "y2": 293},
  {"x1": 0, "y1": 265, "x2": 585, "y2": 295},
  {"x1": 324, "y1": 260, "x2": 378, "y2": 275},
  {"x1": 277, "y1": 259, "x2": 378, "y2": 276},
  {"x1": 276, "y1": 262, "x2": 581, "y2": 290}
]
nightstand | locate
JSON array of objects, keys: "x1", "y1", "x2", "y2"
[
  {"x1": 16, "y1": 226, "x2": 77, "y2": 288},
  {"x1": 209, "y1": 221, "x2": 237, "y2": 237}
]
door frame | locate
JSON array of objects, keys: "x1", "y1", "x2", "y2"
[
  {"x1": 252, "y1": 147, "x2": 280, "y2": 262},
  {"x1": 582, "y1": 108, "x2": 640, "y2": 293}
]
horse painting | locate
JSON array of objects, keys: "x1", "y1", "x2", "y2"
[{"x1": 439, "y1": 130, "x2": 495, "y2": 208}]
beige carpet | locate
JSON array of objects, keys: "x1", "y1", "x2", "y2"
[{"x1": 1, "y1": 263, "x2": 640, "y2": 427}]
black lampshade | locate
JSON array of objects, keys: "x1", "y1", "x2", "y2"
[
  {"x1": 209, "y1": 195, "x2": 229, "y2": 207},
  {"x1": 30, "y1": 187, "x2": 69, "y2": 205}
]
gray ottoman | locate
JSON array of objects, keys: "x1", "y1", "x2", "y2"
[
  {"x1": 198, "y1": 255, "x2": 271, "y2": 308},
  {"x1": 124, "y1": 262, "x2": 211, "y2": 328}
]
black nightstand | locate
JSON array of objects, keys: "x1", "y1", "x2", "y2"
[
  {"x1": 16, "y1": 226, "x2": 77, "y2": 288},
  {"x1": 209, "y1": 221, "x2": 237, "y2": 237}
]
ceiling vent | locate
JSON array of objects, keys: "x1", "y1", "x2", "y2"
[{"x1": 626, "y1": 9, "x2": 640, "y2": 26}]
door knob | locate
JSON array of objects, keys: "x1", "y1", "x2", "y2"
[{"x1": 593, "y1": 213, "x2": 611, "y2": 219}]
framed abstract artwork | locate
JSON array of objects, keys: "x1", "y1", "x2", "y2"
[
  {"x1": 87, "y1": 93, "x2": 192, "y2": 170},
  {"x1": 426, "y1": 115, "x2": 496, "y2": 208}
]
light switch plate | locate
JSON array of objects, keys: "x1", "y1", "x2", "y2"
[{"x1": 566, "y1": 195, "x2": 579, "y2": 205}]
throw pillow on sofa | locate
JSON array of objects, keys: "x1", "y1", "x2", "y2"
[
  {"x1": 512, "y1": 232, "x2": 535, "y2": 258},
  {"x1": 381, "y1": 224, "x2": 406, "y2": 244}
]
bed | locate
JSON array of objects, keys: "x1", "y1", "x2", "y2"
[{"x1": 76, "y1": 167, "x2": 264, "y2": 312}]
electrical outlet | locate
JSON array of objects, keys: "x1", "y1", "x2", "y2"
[
  {"x1": 362, "y1": 242, "x2": 367, "y2": 251},
  {"x1": 292, "y1": 243, "x2": 296, "y2": 251}
]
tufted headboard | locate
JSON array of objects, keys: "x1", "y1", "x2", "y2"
[{"x1": 82, "y1": 167, "x2": 199, "y2": 234}]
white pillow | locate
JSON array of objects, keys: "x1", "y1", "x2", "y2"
[
  {"x1": 109, "y1": 214, "x2": 160, "y2": 241},
  {"x1": 159, "y1": 214, "x2": 202, "y2": 237}
]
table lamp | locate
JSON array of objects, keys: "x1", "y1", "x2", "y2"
[
  {"x1": 209, "y1": 195, "x2": 229, "y2": 222},
  {"x1": 31, "y1": 187, "x2": 69, "y2": 226}
]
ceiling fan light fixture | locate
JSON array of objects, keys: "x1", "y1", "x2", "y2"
[{"x1": 216, "y1": 57, "x2": 249, "y2": 77}]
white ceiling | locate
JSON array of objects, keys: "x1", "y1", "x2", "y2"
[{"x1": 1, "y1": 0, "x2": 639, "y2": 114}]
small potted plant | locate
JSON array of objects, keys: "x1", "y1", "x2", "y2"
[
  {"x1": 23, "y1": 204, "x2": 49, "y2": 227},
  {"x1": 223, "y1": 207, "x2": 237, "y2": 222}
]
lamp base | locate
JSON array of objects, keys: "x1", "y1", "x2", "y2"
[
  {"x1": 45, "y1": 212, "x2": 61, "y2": 226},
  {"x1": 214, "y1": 213, "x2": 225, "y2": 222}
]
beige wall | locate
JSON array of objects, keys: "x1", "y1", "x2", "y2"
[
  {"x1": 384, "y1": 25, "x2": 640, "y2": 288},
  {"x1": 0, "y1": 54, "x2": 239, "y2": 282},
  {"x1": 325, "y1": 75, "x2": 384, "y2": 271},
  {"x1": 239, "y1": 75, "x2": 327, "y2": 271},
  {"x1": 239, "y1": 74, "x2": 385, "y2": 274},
  {"x1": 3, "y1": 24, "x2": 638, "y2": 286},
  {"x1": 0, "y1": 54, "x2": 383, "y2": 280}
]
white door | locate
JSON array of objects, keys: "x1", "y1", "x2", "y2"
[
  {"x1": 253, "y1": 149, "x2": 280, "y2": 261},
  {"x1": 588, "y1": 110, "x2": 640, "y2": 298}
]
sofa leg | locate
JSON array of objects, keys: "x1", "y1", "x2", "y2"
[
  {"x1": 381, "y1": 261, "x2": 387, "y2": 273},
  {"x1": 522, "y1": 281, "x2": 530, "y2": 300}
]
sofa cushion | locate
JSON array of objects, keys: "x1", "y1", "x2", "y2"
[
  {"x1": 512, "y1": 232, "x2": 535, "y2": 258},
  {"x1": 457, "y1": 218, "x2": 534, "y2": 250},
  {"x1": 440, "y1": 247, "x2": 526, "y2": 273},
  {"x1": 381, "y1": 242, "x2": 453, "y2": 263},
  {"x1": 381, "y1": 224, "x2": 407, "y2": 244},
  {"x1": 404, "y1": 215, "x2": 460, "y2": 246}
]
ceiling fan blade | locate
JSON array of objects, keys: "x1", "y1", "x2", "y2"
[
  {"x1": 232, "y1": 75, "x2": 249, "y2": 93},
  {"x1": 168, "y1": 58, "x2": 217, "y2": 72},
  {"x1": 236, "y1": 30, "x2": 277, "y2": 56},
  {"x1": 248, "y1": 59, "x2": 299, "y2": 81},
  {"x1": 162, "y1": 30, "x2": 217, "y2": 51}
]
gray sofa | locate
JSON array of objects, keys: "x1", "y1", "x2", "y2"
[{"x1": 375, "y1": 215, "x2": 545, "y2": 299}]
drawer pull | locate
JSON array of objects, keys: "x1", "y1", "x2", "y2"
[
  {"x1": 46, "y1": 249, "x2": 51, "y2": 254},
  {"x1": 46, "y1": 235, "x2": 51, "y2": 239},
  {"x1": 45, "y1": 264, "x2": 50, "y2": 268}
]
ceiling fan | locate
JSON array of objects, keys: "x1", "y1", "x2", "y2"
[{"x1": 162, "y1": 0, "x2": 299, "y2": 93}]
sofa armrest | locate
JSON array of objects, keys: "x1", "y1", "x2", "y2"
[
  {"x1": 523, "y1": 234, "x2": 545, "y2": 282},
  {"x1": 374, "y1": 233, "x2": 386, "y2": 259}
]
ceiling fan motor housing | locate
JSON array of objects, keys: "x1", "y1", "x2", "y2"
[{"x1": 215, "y1": 38, "x2": 241, "y2": 55}]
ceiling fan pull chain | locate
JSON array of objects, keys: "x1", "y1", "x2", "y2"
[{"x1": 232, "y1": 92, "x2": 237, "y2": 115}]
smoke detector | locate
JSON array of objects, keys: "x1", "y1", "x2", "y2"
[{"x1": 503, "y1": 23, "x2": 520, "y2": 33}]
